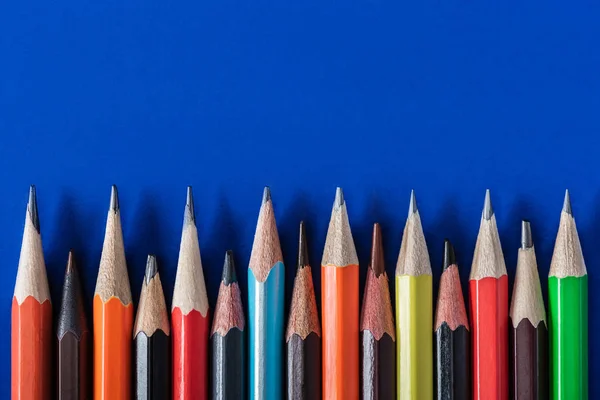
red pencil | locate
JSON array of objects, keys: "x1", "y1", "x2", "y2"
[{"x1": 469, "y1": 190, "x2": 508, "y2": 399}]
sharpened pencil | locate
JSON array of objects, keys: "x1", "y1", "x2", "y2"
[
  {"x1": 322, "y1": 187, "x2": 359, "y2": 399},
  {"x1": 93, "y1": 185, "x2": 134, "y2": 400},
  {"x1": 248, "y1": 187, "x2": 285, "y2": 400},
  {"x1": 286, "y1": 222, "x2": 321, "y2": 400},
  {"x1": 434, "y1": 240, "x2": 469, "y2": 400},
  {"x1": 211, "y1": 251, "x2": 246, "y2": 400},
  {"x1": 12, "y1": 185, "x2": 52, "y2": 399},
  {"x1": 360, "y1": 223, "x2": 396, "y2": 400},
  {"x1": 134, "y1": 255, "x2": 170, "y2": 400},
  {"x1": 549, "y1": 191, "x2": 588, "y2": 399},
  {"x1": 510, "y1": 221, "x2": 547, "y2": 400},
  {"x1": 172, "y1": 187, "x2": 210, "y2": 400},
  {"x1": 469, "y1": 190, "x2": 508, "y2": 400},
  {"x1": 395, "y1": 191, "x2": 433, "y2": 400},
  {"x1": 57, "y1": 250, "x2": 90, "y2": 400}
]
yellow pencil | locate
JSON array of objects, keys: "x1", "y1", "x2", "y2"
[{"x1": 395, "y1": 191, "x2": 433, "y2": 399}]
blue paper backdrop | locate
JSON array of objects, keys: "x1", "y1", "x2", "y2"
[{"x1": 1, "y1": 0, "x2": 599, "y2": 397}]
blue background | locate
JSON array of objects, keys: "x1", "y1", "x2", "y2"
[{"x1": 1, "y1": 0, "x2": 599, "y2": 396}]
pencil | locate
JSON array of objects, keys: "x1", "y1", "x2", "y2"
[
  {"x1": 434, "y1": 239, "x2": 469, "y2": 400},
  {"x1": 322, "y1": 187, "x2": 359, "y2": 399},
  {"x1": 286, "y1": 221, "x2": 322, "y2": 400},
  {"x1": 12, "y1": 185, "x2": 52, "y2": 399},
  {"x1": 57, "y1": 250, "x2": 90, "y2": 400},
  {"x1": 248, "y1": 187, "x2": 285, "y2": 400},
  {"x1": 93, "y1": 185, "x2": 134, "y2": 400},
  {"x1": 549, "y1": 191, "x2": 587, "y2": 399},
  {"x1": 211, "y1": 250, "x2": 246, "y2": 400},
  {"x1": 172, "y1": 186, "x2": 210, "y2": 400},
  {"x1": 360, "y1": 223, "x2": 396, "y2": 400},
  {"x1": 395, "y1": 191, "x2": 433, "y2": 400},
  {"x1": 134, "y1": 255, "x2": 170, "y2": 400},
  {"x1": 469, "y1": 190, "x2": 508, "y2": 400},
  {"x1": 509, "y1": 221, "x2": 547, "y2": 400}
]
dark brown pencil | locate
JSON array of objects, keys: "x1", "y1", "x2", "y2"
[
  {"x1": 360, "y1": 223, "x2": 396, "y2": 400},
  {"x1": 134, "y1": 255, "x2": 170, "y2": 400},
  {"x1": 286, "y1": 222, "x2": 322, "y2": 400},
  {"x1": 509, "y1": 221, "x2": 547, "y2": 400},
  {"x1": 57, "y1": 250, "x2": 90, "y2": 400},
  {"x1": 211, "y1": 250, "x2": 246, "y2": 400},
  {"x1": 434, "y1": 239, "x2": 470, "y2": 400}
]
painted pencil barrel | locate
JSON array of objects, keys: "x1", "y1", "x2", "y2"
[
  {"x1": 395, "y1": 275, "x2": 432, "y2": 400},
  {"x1": 361, "y1": 330, "x2": 396, "y2": 400},
  {"x1": 549, "y1": 275, "x2": 588, "y2": 399},
  {"x1": 248, "y1": 262, "x2": 285, "y2": 400},
  {"x1": 58, "y1": 331, "x2": 90, "y2": 400},
  {"x1": 135, "y1": 331, "x2": 170, "y2": 400},
  {"x1": 211, "y1": 329, "x2": 245, "y2": 400},
  {"x1": 434, "y1": 324, "x2": 470, "y2": 400},
  {"x1": 286, "y1": 332, "x2": 322, "y2": 400},
  {"x1": 172, "y1": 308, "x2": 210, "y2": 400},
  {"x1": 510, "y1": 320, "x2": 547, "y2": 400}
]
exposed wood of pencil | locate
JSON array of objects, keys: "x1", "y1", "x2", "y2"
[
  {"x1": 211, "y1": 251, "x2": 246, "y2": 400},
  {"x1": 58, "y1": 251, "x2": 90, "y2": 400},
  {"x1": 509, "y1": 221, "x2": 547, "y2": 400},
  {"x1": 286, "y1": 222, "x2": 321, "y2": 400},
  {"x1": 134, "y1": 256, "x2": 170, "y2": 400},
  {"x1": 93, "y1": 185, "x2": 133, "y2": 400},
  {"x1": 360, "y1": 223, "x2": 395, "y2": 400},
  {"x1": 12, "y1": 185, "x2": 52, "y2": 399},
  {"x1": 395, "y1": 191, "x2": 433, "y2": 399},
  {"x1": 172, "y1": 186, "x2": 210, "y2": 400},
  {"x1": 548, "y1": 191, "x2": 587, "y2": 399},
  {"x1": 322, "y1": 187, "x2": 359, "y2": 399},
  {"x1": 469, "y1": 190, "x2": 508, "y2": 400},
  {"x1": 434, "y1": 239, "x2": 469, "y2": 400},
  {"x1": 248, "y1": 187, "x2": 285, "y2": 400}
]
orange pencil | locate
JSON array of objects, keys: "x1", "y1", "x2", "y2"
[
  {"x1": 322, "y1": 187, "x2": 359, "y2": 399},
  {"x1": 93, "y1": 186, "x2": 134, "y2": 400},
  {"x1": 12, "y1": 186, "x2": 52, "y2": 399}
]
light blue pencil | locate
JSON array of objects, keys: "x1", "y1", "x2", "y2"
[{"x1": 248, "y1": 187, "x2": 285, "y2": 400}]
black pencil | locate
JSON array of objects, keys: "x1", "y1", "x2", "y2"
[
  {"x1": 360, "y1": 223, "x2": 396, "y2": 400},
  {"x1": 57, "y1": 250, "x2": 90, "y2": 400},
  {"x1": 286, "y1": 222, "x2": 322, "y2": 400},
  {"x1": 211, "y1": 250, "x2": 246, "y2": 400},
  {"x1": 434, "y1": 239, "x2": 470, "y2": 400},
  {"x1": 134, "y1": 255, "x2": 170, "y2": 400}
]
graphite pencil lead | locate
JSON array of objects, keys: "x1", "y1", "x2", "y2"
[
  {"x1": 28, "y1": 185, "x2": 40, "y2": 233},
  {"x1": 408, "y1": 190, "x2": 418, "y2": 215},
  {"x1": 521, "y1": 220, "x2": 533, "y2": 249},
  {"x1": 66, "y1": 249, "x2": 75, "y2": 273},
  {"x1": 262, "y1": 186, "x2": 271, "y2": 205},
  {"x1": 222, "y1": 250, "x2": 237, "y2": 285},
  {"x1": 58, "y1": 250, "x2": 87, "y2": 339},
  {"x1": 298, "y1": 221, "x2": 309, "y2": 269},
  {"x1": 334, "y1": 187, "x2": 344, "y2": 208},
  {"x1": 145, "y1": 255, "x2": 158, "y2": 284},
  {"x1": 563, "y1": 189, "x2": 572, "y2": 215},
  {"x1": 370, "y1": 223, "x2": 385, "y2": 276},
  {"x1": 186, "y1": 186, "x2": 195, "y2": 224},
  {"x1": 443, "y1": 239, "x2": 456, "y2": 271},
  {"x1": 110, "y1": 184, "x2": 119, "y2": 212},
  {"x1": 483, "y1": 189, "x2": 494, "y2": 220}
]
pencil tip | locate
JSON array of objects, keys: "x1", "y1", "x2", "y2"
[
  {"x1": 145, "y1": 255, "x2": 158, "y2": 284},
  {"x1": 408, "y1": 190, "x2": 418, "y2": 215},
  {"x1": 521, "y1": 220, "x2": 533, "y2": 249},
  {"x1": 110, "y1": 185, "x2": 119, "y2": 212},
  {"x1": 563, "y1": 189, "x2": 572, "y2": 215},
  {"x1": 186, "y1": 186, "x2": 196, "y2": 223},
  {"x1": 483, "y1": 189, "x2": 494, "y2": 220},
  {"x1": 262, "y1": 186, "x2": 271, "y2": 205},
  {"x1": 222, "y1": 250, "x2": 237, "y2": 284},
  {"x1": 370, "y1": 223, "x2": 385, "y2": 276},
  {"x1": 66, "y1": 249, "x2": 76, "y2": 273},
  {"x1": 298, "y1": 221, "x2": 309, "y2": 269},
  {"x1": 442, "y1": 239, "x2": 456, "y2": 271},
  {"x1": 334, "y1": 187, "x2": 344, "y2": 208},
  {"x1": 28, "y1": 185, "x2": 40, "y2": 233}
]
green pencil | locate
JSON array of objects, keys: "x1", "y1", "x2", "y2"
[{"x1": 549, "y1": 190, "x2": 588, "y2": 399}]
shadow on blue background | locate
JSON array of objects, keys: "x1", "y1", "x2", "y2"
[{"x1": 1, "y1": 0, "x2": 599, "y2": 396}]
